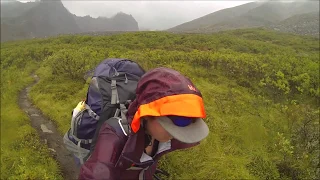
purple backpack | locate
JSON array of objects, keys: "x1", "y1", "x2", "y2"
[{"x1": 63, "y1": 58, "x2": 145, "y2": 164}]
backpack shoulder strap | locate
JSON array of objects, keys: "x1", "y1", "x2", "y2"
[
  {"x1": 118, "y1": 103, "x2": 131, "y2": 136},
  {"x1": 104, "y1": 117, "x2": 129, "y2": 136},
  {"x1": 104, "y1": 103, "x2": 131, "y2": 136}
]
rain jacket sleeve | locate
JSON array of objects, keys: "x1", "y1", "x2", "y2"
[{"x1": 78, "y1": 122, "x2": 126, "y2": 180}]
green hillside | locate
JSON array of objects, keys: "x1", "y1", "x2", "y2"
[{"x1": 1, "y1": 29, "x2": 319, "y2": 179}]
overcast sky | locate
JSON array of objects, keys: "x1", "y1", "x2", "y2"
[
  {"x1": 15, "y1": 1, "x2": 254, "y2": 30},
  {"x1": 61, "y1": 1, "x2": 253, "y2": 30}
]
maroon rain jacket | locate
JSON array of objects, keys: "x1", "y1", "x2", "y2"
[{"x1": 79, "y1": 67, "x2": 206, "y2": 180}]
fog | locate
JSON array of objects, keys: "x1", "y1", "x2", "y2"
[
  {"x1": 10, "y1": 0, "x2": 311, "y2": 30},
  {"x1": 62, "y1": 1, "x2": 254, "y2": 30},
  {"x1": 13, "y1": 0, "x2": 252, "y2": 30}
]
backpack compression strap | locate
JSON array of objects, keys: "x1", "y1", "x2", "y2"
[
  {"x1": 70, "y1": 104, "x2": 100, "y2": 145},
  {"x1": 110, "y1": 77, "x2": 131, "y2": 135},
  {"x1": 111, "y1": 80, "x2": 120, "y2": 104},
  {"x1": 85, "y1": 104, "x2": 100, "y2": 120},
  {"x1": 111, "y1": 72, "x2": 129, "y2": 105}
]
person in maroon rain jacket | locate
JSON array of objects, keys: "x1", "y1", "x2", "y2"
[{"x1": 79, "y1": 67, "x2": 209, "y2": 180}]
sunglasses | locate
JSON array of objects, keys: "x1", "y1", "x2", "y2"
[{"x1": 168, "y1": 116, "x2": 193, "y2": 127}]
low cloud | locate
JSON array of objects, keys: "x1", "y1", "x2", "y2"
[
  {"x1": 10, "y1": 0, "x2": 253, "y2": 30},
  {"x1": 61, "y1": 1, "x2": 252, "y2": 30}
]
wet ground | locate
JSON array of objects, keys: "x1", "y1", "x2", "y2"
[{"x1": 18, "y1": 74, "x2": 79, "y2": 180}]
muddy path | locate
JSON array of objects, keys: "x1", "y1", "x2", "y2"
[{"x1": 18, "y1": 74, "x2": 79, "y2": 180}]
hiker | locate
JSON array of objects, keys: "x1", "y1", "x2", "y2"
[{"x1": 78, "y1": 66, "x2": 209, "y2": 180}]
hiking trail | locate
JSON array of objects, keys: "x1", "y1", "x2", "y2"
[{"x1": 18, "y1": 73, "x2": 79, "y2": 180}]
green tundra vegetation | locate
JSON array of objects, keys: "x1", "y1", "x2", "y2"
[
  {"x1": 1, "y1": 28, "x2": 319, "y2": 179},
  {"x1": 0, "y1": 49, "x2": 62, "y2": 179}
]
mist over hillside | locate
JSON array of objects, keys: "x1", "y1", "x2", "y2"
[
  {"x1": 168, "y1": 1, "x2": 319, "y2": 36},
  {"x1": 1, "y1": 0, "x2": 319, "y2": 42},
  {"x1": 269, "y1": 12, "x2": 319, "y2": 36}
]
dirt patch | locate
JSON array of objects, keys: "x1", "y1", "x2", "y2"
[{"x1": 18, "y1": 74, "x2": 79, "y2": 180}]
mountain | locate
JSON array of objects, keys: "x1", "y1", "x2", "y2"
[
  {"x1": 269, "y1": 12, "x2": 319, "y2": 37},
  {"x1": 1, "y1": 0, "x2": 38, "y2": 18},
  {"x1": 1, "y1": 0, "x2": 139, "y2": 42},
  {"x1": 109, "y1": 12, "x2": 139, "y2": 31},
  {"x1": 74, "y1": 12, "x2": 139, "y2": 33},
  {"x1": 168, "y1": 1, "x2": 319, "y2": 36},
  {"x1": 1, "y1": 0, "x2": 80, "y2": 41}
]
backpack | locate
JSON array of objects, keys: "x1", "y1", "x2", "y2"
[{"x1": 63, "y1": 58, "x2": 145, "y2": 165}]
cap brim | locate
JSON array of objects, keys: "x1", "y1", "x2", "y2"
[{"x1": 156, "y1": 116, "x2": 209, "y2": 144}]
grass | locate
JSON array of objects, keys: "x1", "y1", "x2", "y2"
[
  {"x1": 1, "y1": 28, "x2": 319, "y2": 179},
  {"x1": 1, "y1": 62, "x2": 63, "y2": 179},
  {"x1": 29, "y1": 66, "x2": 88, "y2": 133}
]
